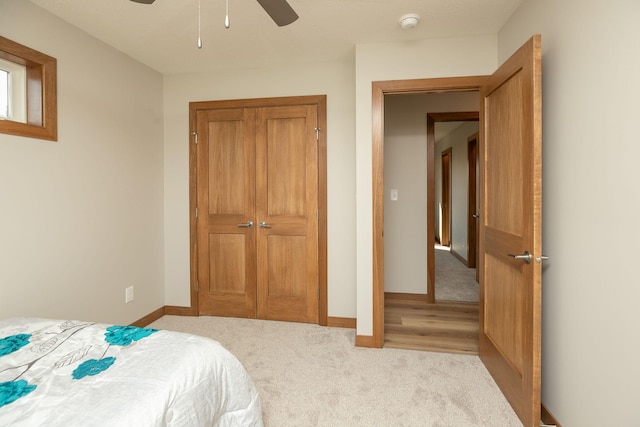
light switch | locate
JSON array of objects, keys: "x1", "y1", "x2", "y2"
[{"x1": 390, "y1": 189, "x2": 398, "y2": 201}]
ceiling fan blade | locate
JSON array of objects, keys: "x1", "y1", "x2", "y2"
[
  {"x1": 256, "y1": 0, "x2": 299, "y2": 26},
  {"x1": 130, "y1": 0, "x2": 156, "y2": 4}
]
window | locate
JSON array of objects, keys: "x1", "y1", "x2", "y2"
[
  {"x1": 0, "y1": 36, "x2": 57, "y2": 141},
  {"x1": 0, "y1": 69, "x2": 7, "y2": 118},
  {"x1": 0, "y1": 57, "x2": 27, "y2": 123}
]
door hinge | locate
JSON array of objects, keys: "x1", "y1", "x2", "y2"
[
  {"x1": 314, "y1": 127, "x2": 321, "y2": 142},
  {"x1": 195, "y1": 207, "x2": 198, "y2": 219},
  {"x1": 196, "y1": 281, "x2": 199, "y2": 292},
  {"x1": 317, "y1": 288, "x2": 320, "y2": 300},
  {"x1": 192, "y1": 131, "x2": 198, "y2": 144}
]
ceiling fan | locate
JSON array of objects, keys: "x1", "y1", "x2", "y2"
[{"x1": 129, "y1": 0, "x2": 299, "y2": 27}]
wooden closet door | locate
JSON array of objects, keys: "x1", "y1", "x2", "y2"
[
  {"x1": 255, "y1": 105, "x2": 319, "y2": 323},
  {"x1": 196, "y1": 108, "x2": 257, "y2": 318}
]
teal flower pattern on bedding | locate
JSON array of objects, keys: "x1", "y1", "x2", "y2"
[
  {"x1": 104, "y1": 325, "x2": 157, "y2": 346},
  {"x1": 0, "y1": 334, "x2": 31, "y2": 357},
  {"x1": 0, "y1": 380, "x2": 37, "y2": 408},
  {"x1": 72, "y1": 357, "x2": 116, "y2": 380},
  {"x1": 0, "y1": 321, "x2": 160, "y2": 409}
]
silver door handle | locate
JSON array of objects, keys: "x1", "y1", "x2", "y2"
[
  {"x1": 508, "y1": 251, "x2": 532, "y2": 264},
  {"x1": 259, "y1": 221, "x2": 272, "y2": 229},
  {"x1": 535, "y1": 255, "x2": 549, "y2": 263},
  {"x1": 472, "y1": 212, "x2": 480, "y2": 219},
  {"x1": 237, "y1": 221, "x2": 254, "y2": 228}
]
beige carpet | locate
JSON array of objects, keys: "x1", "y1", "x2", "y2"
[
  {"x1": 150, "y1": 315, "x2": 521, "y2": 426},
  {"x1": 435, "y1": 246, "x2": 479, "y2": 302}
]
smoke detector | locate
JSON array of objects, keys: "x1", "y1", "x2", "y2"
[{"x1": 399, "y1": 13, "x2": 420, "y2": 29}]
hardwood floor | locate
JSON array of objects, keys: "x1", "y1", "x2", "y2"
[{"x1": 384, "y1": 299, "x2": 479, "y2": 355}]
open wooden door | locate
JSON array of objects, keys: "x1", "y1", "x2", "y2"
[
  {"x1": 479, "y1": 35, "x2": 542, "y2": 427},
  {"x1": 441, "y1": 148, "x2": 452, "y2": 247},
  {"x1": 467, "y1": 132, "x2": 478, "y2": 271}
]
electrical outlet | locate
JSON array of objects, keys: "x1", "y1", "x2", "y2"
[{"x1": 125, "y1": 286, "x2": 134, "y2": 304}]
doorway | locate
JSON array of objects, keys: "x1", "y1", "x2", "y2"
[
  {"x1": 373, "y1": 79, "x2": 484, "y2": 346},
  {"x1": 383, "y1": 104, "x2": 480, "y2": 352},
  {"x1": 428, "y1": 114, "x2": 480, "y2": 303}
]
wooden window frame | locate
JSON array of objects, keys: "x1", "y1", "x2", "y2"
[{"x1": 0, "y1": 36, "x2": 57, "y2": 141}]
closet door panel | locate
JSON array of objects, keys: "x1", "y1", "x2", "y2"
[{"x1": 197, "y1": 108, "x2": 257, "y2": 318}]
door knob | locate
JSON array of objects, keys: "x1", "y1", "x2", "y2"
[
  {"x1": 259, "y1": 221, "x2": 272, "y2": 229},
  {"x1": 508, "y1": 251, "x2": 532, "y2": 264},
  {"x1": 237, "y1": 221, "x2": 254, "y2": 228}
]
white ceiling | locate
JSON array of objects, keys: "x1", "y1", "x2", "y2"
[{"x1": 30, "y1": 0, "x2": 522, "y2": 75}]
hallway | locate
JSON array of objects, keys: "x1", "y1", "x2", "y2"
[{"x1": 435, "y1": 245, "x2": 478, "y2": 302}]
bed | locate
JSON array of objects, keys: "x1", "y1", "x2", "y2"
[{"x1": 0, "y1": 318, "x2": 263, "y2": 426}]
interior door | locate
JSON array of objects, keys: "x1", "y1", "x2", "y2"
[
  {"x1": 256, "y1": 105, "x2": 319, "y2": 323},
  {"x1": 441, "y1": 148, "x2": 452, "y2": 246},
  {"x1": 467, "y1": 133, "x2": 479, "y2": 281},
  {"x1": 479, "y1": 35, "x2": 542, "y2": 427},
  {"x1": 196, "y1": 108, "x2": 257, "y2": 318}
]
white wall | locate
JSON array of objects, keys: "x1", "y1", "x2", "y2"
[
  {"x1": 498, "y1": 0, "x2": 640, "y2": 425},
  {"x1": 0, "y1": 0, "x2": 165, "y2": 325},
  {"x1": 355, "y1": 35, "x2": 497, "y2": 335},
  {"x1": 162, "y1": 61, "x2": 357, "y2": 318},
  {"x1": 434, "y1": 121, "x2": 479, "y2": 260},
  {"x1": 383, "y1": 93, "x2": 478, "y2": 295}
]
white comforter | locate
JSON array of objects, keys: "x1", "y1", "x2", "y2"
[{"x1": 0, "y1": 318, "x2": 263, "y2": 426}]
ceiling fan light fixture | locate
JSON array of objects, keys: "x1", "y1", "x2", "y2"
[{"x1": 399, "y1": 13, "x2": 420, "y2": 30}]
